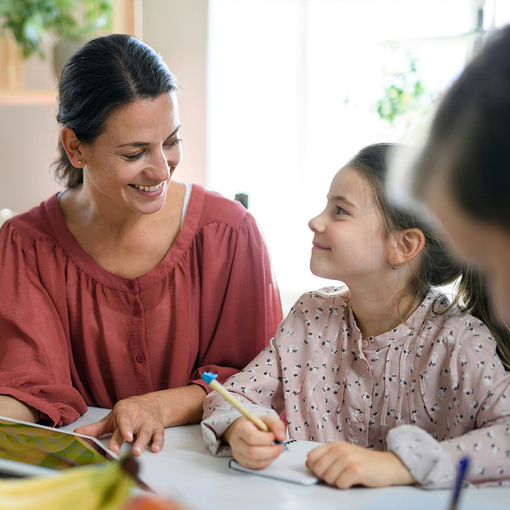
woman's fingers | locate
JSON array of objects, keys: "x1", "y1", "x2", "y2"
[
  {"x1": 109, "y1": 426, "x2": 128, "y2": 455},
  {"x1": 149, "y1": 427, "x2": 165, "y2": 453},
  {"x1": 74, "y1": 412, "x2": 115, "y2": 438},
  {"x1": 131, "y1": 423, "x2": 164, "y2": 456}
]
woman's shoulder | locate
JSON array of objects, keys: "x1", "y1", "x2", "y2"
[
  {"x1": 3, "y1": 195, "x2": 59, "y2": 246},
  {"x1": 192, "y1": 184, "x2": 251, "y2": 231}
]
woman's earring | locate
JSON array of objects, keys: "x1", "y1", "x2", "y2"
[
  {"x1": 78, "y1": 160, "x2": 83, "y2": 165},
  {"x1": 391, "y1": 259, "x2": 397, "y2": 270}
]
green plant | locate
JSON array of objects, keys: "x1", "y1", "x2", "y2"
[
  {"x1": 0, "y1": 0, "x2": 111, "y2": 59},
  {"x1": 375, "y1": 52, "x2": 425, "y2": 125}
]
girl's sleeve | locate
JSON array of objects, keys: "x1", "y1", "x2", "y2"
[
  {"x1": 189, "y1": 210, "x2": 283, "y2": 391},
  {"x1": 0, "y1": 222, "x2": 87, "y2": 426},
  {"x1": 200, "y1": 335, "x2": 285, "y2": 456},
  {"x1": 387, "y1": 321, "x2": 510, "y2": 489}
]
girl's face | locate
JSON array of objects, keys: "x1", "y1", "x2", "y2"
[
  {"x1": 308, "y1": 165, "x2": 391, "y2": 285},
  {"x1": 79, "y1": 91, "x2": 182, "y2": 216},
  {"x1": 426, "y1": 177, "x2": 510, "y2": 323}
]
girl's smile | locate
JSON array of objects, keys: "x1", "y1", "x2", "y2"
[{"x1": 308, "y1": 165, "x2": 389, "y2": 284}]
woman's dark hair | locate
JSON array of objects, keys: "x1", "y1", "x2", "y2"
[
  {"x1": 413, "y1": 24, "x2": 510, "y2": 231},
  {"x1": 54, "y1": 34, "x2": 178, "y2": 188},
  {"x1": 350, "y1": 143, "x2": 510, "y2": 369}
]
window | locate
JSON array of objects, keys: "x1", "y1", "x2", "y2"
[{"x1": 207, "y1": 0, "x2": 510, "y2": 312}]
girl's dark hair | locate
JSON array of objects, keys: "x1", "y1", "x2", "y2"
[
  {"x1": 54, "y1": 34, "x2": 178, "y2": 188},
  {"x1": 350, "y1": 143, "x2": 510, "y2": 369},
  {"x1": 413, "y1": 24, "x2": 510, "y2": 231}
]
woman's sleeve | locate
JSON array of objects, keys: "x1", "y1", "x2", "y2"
[
  {"x1": 201, "y1": 335, "x2": 285, "y2": 456},
  {"x1": 387, "y1": 322, "x2": 510, "y2": 489},
  {"x1": 0, "y1": 222, "x2": 87, "y2": 426},
  {"x1": 190, "y1": 211, "x2": 283, "y2": 390}
]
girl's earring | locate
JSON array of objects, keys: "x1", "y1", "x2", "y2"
[{"x1": 391, "y1": 259, "x2": 397, "y2": 270}]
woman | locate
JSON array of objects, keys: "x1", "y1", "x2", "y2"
[{"x1": 0, "y1": 34, "x2": 282, "y2": 456}]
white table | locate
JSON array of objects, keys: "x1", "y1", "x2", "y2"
[{"x1": 62, "y1": 407, "x2": 510, "y2": 510}]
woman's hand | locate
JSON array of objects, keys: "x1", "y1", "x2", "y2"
[
  {"x1": 74, "y1": 385, "x2": 206, "y2": 456},
  {"x1": 223, "y1": 415, "x2": 287, "y2": 470},
  {"x1": 74, "y1": 393, "x2": 166, "y2": 456},
  {"x1": 306, "y1": 441, "x2": 416, "y2": 489}
]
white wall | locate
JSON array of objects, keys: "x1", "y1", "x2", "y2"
[
  {"x1": 0, "y1": 0, "x2": 209, "y2": 222},
  {"x1": 142, "y1": 0, "x2": 208, "y2": 187},
  {"x1": 0, "y1": 104, "x2": 62, "y2": 217}
]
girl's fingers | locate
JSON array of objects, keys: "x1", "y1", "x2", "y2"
[
  {"x1": 260, "y1": 416, "x2": 287, "y2": 442},
  {"x1": 235, "y1": 444, "x2": 286, "y2": 469},
  {"x1": 308, "y1": 450, "x2": 343, "y2": 481}
]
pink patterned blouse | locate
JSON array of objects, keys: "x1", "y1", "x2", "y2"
[{"x1": 202, "y1": 287, "x2": 510, "y2": 489}]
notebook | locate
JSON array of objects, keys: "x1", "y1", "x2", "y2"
[{"x1": 229, "y1": 439, "x2": 323, "y2": 486}]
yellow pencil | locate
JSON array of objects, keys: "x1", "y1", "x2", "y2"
[{"x1": 201, "y1": 372, "x2": 287, "y2": 447}]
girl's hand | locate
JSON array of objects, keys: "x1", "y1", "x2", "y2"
[
  {"x1": 306, "y1": 441, "x2": 416, "y2": 489},
  {"x1": 74, "y1": 394, "x2": 166, "y2": 456},
  {"x1": 223, "y1": 415, "x2": 287, "y2": 470}
]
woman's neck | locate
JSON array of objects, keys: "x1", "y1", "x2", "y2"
[{"x1": 349, "y1": 282, "x2": 422, "y2": 339}]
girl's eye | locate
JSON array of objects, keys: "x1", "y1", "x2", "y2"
[
  {"x1": 335, "y1": 206, "x2": 348, "y2": 216},
  {"x1": 124, "y1": 152, "x2": 144, "y2": 161}
]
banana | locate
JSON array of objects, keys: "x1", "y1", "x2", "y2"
[{"x1": 0, "y1": 456, "x2": 138, "y2": 510}]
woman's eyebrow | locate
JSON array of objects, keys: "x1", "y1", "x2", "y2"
[{"x1": 115, "y1": 125, "x2": 182, "y2": 148}]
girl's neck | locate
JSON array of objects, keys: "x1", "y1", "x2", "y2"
[{"x1": 349, "y1": 284, "x2": 423, "y2": 339}]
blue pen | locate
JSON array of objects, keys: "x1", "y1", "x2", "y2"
[
  {"x1": 449, "y1": 456, "x2": 470, "y2": 510},
  {"x1": 201, "y1": 372, "x2": 287, "y2": 450}
]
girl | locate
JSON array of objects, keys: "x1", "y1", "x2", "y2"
[
  {"x1": 202, "y1": 143, "x2": 510, "y2": 490},
  {"x1": 411, "y1": 25, "x2": 510, "y2": 327}
]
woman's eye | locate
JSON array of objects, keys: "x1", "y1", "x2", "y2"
[
  {"x1": 124, "y1": 152, "x2": 144, "y2": 161},
  {"x1": 164, "y1": 138, "x2": 182, "y2": 148}
]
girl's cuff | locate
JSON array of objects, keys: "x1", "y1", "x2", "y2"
[{"x1": 387, "y1": 424, "x2": 457, "y2": 489}]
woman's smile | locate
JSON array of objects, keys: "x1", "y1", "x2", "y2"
[{"x1": 128, "y1": 180, "x2": 167, "y2": 198}]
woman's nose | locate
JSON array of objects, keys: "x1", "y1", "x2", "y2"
[{"x1": 150, "y1": 149, "x2": 173, "y2": 181}]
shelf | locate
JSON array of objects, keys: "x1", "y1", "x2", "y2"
[{"x1": 0, "y1": 90, "x2": 57, "y2": 106}]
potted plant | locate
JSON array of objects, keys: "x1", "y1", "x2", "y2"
[{"x1": 0, "y1": 0, "x2": 111, "y2": 76}]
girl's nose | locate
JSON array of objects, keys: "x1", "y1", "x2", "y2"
[{"x1": 308, "y1": 211, "x2": 325, "y2": 233}]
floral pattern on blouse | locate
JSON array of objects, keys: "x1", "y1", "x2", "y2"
[{"x1": 202, "y1": 287, "x2": 510, "y2": 489}]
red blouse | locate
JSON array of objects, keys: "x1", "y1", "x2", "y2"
[{"x1": 0, "y1": 184, "x2": 282, "y2": 426}]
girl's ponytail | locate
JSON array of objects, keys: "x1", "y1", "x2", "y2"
[{"x1": 456, "y1": 269, "x2": 510, "y2": 368}]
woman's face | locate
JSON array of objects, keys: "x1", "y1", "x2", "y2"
[
  {"x1": 426, "y1": 175, "x2": 510, "y2": 324},
  {"x1": 79, "y1": 91, "x2": 182, "y2": 215},
  {"x1": 308, "y1": 165, "x2": 391, "y2": 285}
]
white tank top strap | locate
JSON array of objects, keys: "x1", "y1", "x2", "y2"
[{"x1": 181, "y1": 182, "x2": 193, "y2": 229}]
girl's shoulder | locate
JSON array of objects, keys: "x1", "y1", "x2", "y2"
[
  {"x1": 285, "y1": 285, "x2": 351, "y2": 319},
  {"x1": 424, "y1": 291, "x2": 498, "y2": 357}
]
